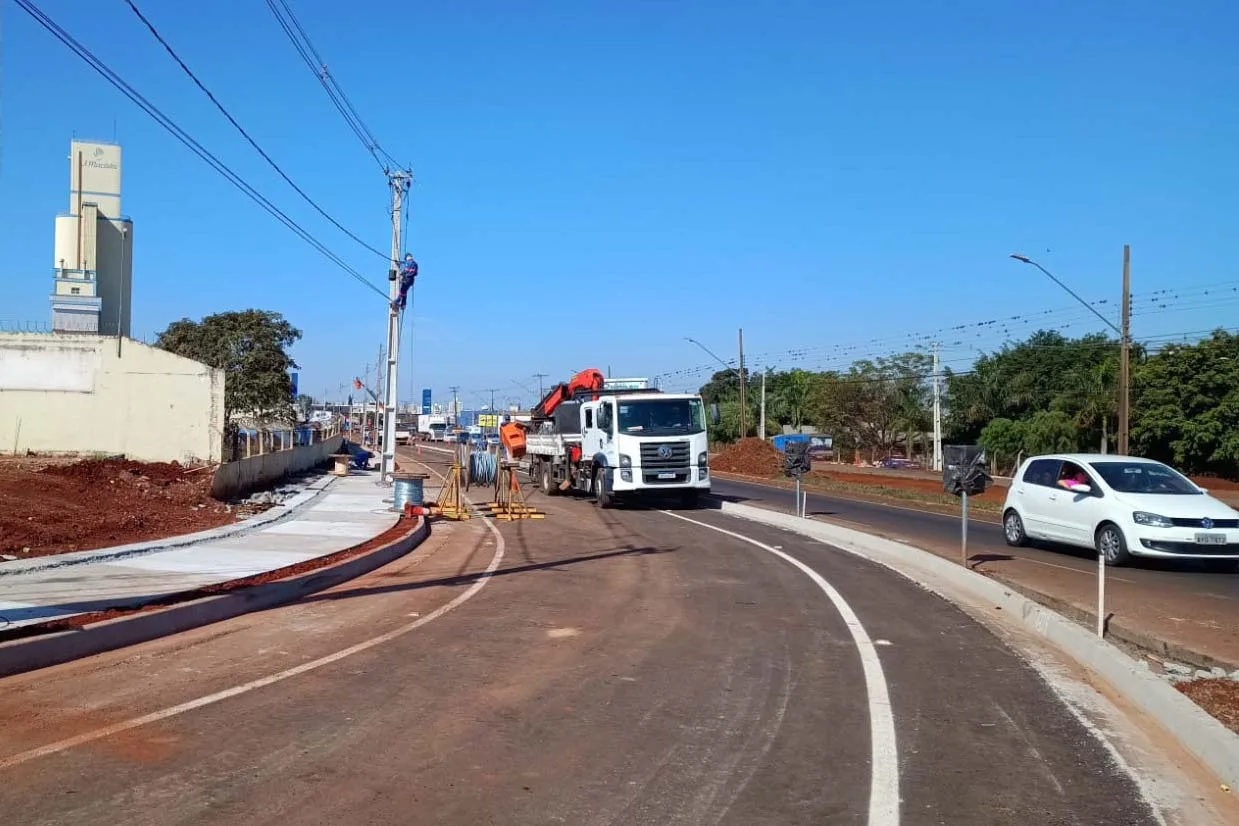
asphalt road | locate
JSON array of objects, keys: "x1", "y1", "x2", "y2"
[
  {"x1": 0, "y1": 468, "x2": 1184, "y2": 824},
  {"x1": 712, "y1": 474, "x2": 1239, "y2": 601}
]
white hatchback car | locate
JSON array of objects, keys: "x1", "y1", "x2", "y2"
[{"x1": 1002, "y1": 454, "x2": 1239, "y2": 568}]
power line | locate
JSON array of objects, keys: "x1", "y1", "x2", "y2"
[
  {"x1": 121, "y1": 0, "x2": 389, "y2": 261},
  {"x1": 265, "y1": 0, "x2": 402, "y2": 172},
  {"x1": 14, "y1": 0, "x2": 388, "y2": 300}
]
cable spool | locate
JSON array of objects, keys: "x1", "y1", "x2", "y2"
[{"x1": 469, "y1": 450, "x2": 498, "y2": 487}]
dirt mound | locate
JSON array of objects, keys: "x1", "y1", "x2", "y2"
[
  {"x1": 41, "y1": 457, "x2": 189, "y2": 485},
  {"x1": 710, "y1": 438, "x2": 783, "y2": 476},
  {"x1": 0, "y1": 457, "x2": 236, "y2": 560}
]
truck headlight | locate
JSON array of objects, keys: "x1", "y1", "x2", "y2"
[
  {"x1": 698, "y1": 452, "x2": 708, "y2": 468},
  {"x1": 620, "y1": 454, "x2": 632, "y2": 468},
  {"x1": 1132, "y1": 511, "x2": 1173, "y2": 528}
]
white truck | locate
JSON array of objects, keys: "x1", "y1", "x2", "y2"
[{"x1": 519, "y1": 373, "x2": 711, "y2": 508}]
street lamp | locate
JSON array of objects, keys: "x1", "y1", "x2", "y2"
[
  {"x1": 685, "y1": 336, "x2": 747, "y2": 436},
  {"x1": 1009, "y1": 254, "x2": 1120, "y2": 335},
  {"x1": 1009, "y1": 252, "x2": 1130, "y2": 454}
]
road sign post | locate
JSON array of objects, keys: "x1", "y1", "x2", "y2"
[
  {"x1": 784, "y1": 442, "x2": 811, "y2": 518},
  {"x1": 943, "y1": 445, "x2": 992, "y2": 568}
]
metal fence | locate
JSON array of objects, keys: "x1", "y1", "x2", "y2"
[{"x1": 230, "y1": 423, "x2": 341, "y2": 461}]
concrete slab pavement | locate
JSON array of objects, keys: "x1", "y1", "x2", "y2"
[{"x1": 0, "y1": 472, "x2": 400, "y2": 631}]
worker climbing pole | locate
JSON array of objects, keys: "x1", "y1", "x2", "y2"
[{"x1": 379, "y1": 169, "x2": 412, "y2": 484}]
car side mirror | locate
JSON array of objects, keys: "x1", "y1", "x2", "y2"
[
  {"x1": 1198, "y1": 487, "x2": 1209, "y2": 494},
  {"x1": 1073, "y1": 484, "x2": 1093, "y2": 495}
]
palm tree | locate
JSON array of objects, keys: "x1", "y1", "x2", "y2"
[{"x1": 1066, "y1": 359, "x2": 1119, "y2": 454}]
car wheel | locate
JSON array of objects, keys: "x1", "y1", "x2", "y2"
[
  {"x1": 1003, "y1": 510, "x2": 1028, "y2": 547},
  {"x1": 1096, "y1": 523, "x2": 1132, "y2": 567}
]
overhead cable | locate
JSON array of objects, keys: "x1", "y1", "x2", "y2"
[
  {"x1": 15, "y1": 0, "x2": 388, "y2": 300},
  {"x1": 121, "y1": 0, "x2": 389, "y2": 261}
]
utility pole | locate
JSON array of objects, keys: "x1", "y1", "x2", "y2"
[
  {"x1": 738, "y1": 328, "x2": 747, "y2": 438},
  {"x1": 485, "y1": 389, "x2": 498, "y2": 412},
  {"x1": 1118, "y1": 244, "x2": 1131, "y2": 456},
  {"x1": 380, "y1": 170, "x2": 411, "y2": 483},
  {"x1": 759, "y1": 371, "x2": 766, "y2": 440},
  {"x1": 932, "y1": 342, "x2": 943, "y2": 471},
  {"x1": 534, "y1": 373, "x2": 547, "y2": 400},
  {"x1": 374, "y1": 343, "x2": 385, "y2": 454}
]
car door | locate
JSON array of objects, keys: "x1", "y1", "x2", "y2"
[
  {"x1": 1055, "y1": 465, "x2": 1107, "y2": 548},
  {"x1": 1012, "y1": 458, "x2": 1062, "y2": 539}
]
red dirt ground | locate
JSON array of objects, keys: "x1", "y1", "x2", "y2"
[
  {"x1": 709, "y1": 439, "x2": 783, "y2": 476},
  {"x1": 1177, "y1": 679, "x2": 1239, "y2": 735},
  {"x1": 0, "y1": 457, "x2": 239, "y2": 560}
]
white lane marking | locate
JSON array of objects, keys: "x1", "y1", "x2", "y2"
[
  {"x1": 662, "y1": 510, "x2": 900, "y2": 826},
  {"x1": 0, "y1": 461, "x2": 506, "y2": 772}
]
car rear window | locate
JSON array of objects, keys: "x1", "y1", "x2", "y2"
[{"x1": 1022, "y1": 458, "x2": 1061, "y2": 487}]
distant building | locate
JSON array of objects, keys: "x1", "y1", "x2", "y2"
[{"x1": 50, "y1": 140, "x2": 134, "y2": 335}]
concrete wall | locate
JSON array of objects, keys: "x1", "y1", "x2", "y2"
[
  {"x1": 210, "y1": 434, "x2": 344, "y2": 500},
  {"x1": 0, "y1": 332, "x2": 224, "y2": 463}
]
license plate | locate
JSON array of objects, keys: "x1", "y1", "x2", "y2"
[
  {"x1": 657, "y1": 472, "x2": 677, "y2": 480},
  {"x1": 1194, "y1": 532, "x2": 1227, "y2": 545}
]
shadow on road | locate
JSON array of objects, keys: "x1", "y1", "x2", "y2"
[
  {"x1": 297, "y1": 544, "x2": 678, "y2": 606},
  {"x1": 967, "y1": 553, "x2": 1016, "y2": 570}
]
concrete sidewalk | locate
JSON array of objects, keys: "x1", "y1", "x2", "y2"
[{"x1": 0, "y1": 472, "x2": 399, "y2": 631}]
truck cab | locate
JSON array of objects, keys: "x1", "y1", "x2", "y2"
[{"x1": 579, "y1": 390, "x2": 710, "y2": 506}]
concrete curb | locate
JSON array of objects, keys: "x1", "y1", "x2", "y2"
[
  {"x1": 0, "y1": 517, "x2": 429, "y2": 679},
  {"x1": 0, "y1": 474, "x2": 338, "y2": 577},
  {"x1": 718, "y1": 500, "x2": 1239, "y2": 789}
]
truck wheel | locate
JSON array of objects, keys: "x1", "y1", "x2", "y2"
[
  {"x1": 678, "y1": 489, "x2": 700, "y2": 510},
  {"x1": 541, "y1": 463, "x2": 556, "y2": 496},
  {"x1": 593, "y1": 470, "x2": 614, "y2": 509}
]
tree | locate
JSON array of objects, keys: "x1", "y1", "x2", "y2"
[
  {"x1": 296, "y1": 394, "x2": 316, "y2": 419},
  {"x1": 1131, "y1": 330, "x2": 1239, "y2": 475},
  {"x1": 945, "y1": 331, "x2": 1119, "y2": 442},
  {"x1": 1022, "y1": 410, "x2": 1081, "y2": 455},
  {"x1": 979, "y1": 417, "x2": 1027, "y2": 475},
  {"x1": 1053, "y1": 357, "x2": 1118, "y2": 454},
  {"x1": 828, "y1": 353, "x2": 931, "y2": 460},
  {"x1": 157, "y1": 310, "x2": 302, "y2": 427}
]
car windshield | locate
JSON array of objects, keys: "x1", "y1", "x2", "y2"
[
  {"x1": 1088, "y1": 461, "x2": 1202, "y2": 495},
  {"x1": 617, "y1": 399, "x2": 705, "y2": 436}
]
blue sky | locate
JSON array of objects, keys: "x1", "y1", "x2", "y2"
[{"x1": 2, "y1": 0, "x2": 1237, "y2": 410}]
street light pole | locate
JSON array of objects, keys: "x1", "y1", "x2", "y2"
[
  {"x1": 686, "y1": 336, "x2": 746, "y2": 436},
  {"x1": 1010, "y1": 252, "x2": 1130, "y2": 453}
]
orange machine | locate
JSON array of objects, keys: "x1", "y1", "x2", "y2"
[
  {"x1": 501, "y1": 368, "x2": 605, "y2": 460},
  {"x1": 499, "y1": 420, "x2": 527, "y2": 459},
  {"x1": 532, "y1": 368, "x2": 605, "y2": 418}
]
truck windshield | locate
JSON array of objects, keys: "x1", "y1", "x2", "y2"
[{"x1": 617, "y1": 399, "x2": 705, "y2": 436}]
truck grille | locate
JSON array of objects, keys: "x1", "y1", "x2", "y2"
[{"x1": 640, "y1": 441, "x2": 690, "y2": 470}]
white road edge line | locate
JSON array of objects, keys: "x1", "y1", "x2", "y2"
[
  {"x1": 0, "y1": 462, "x2": 506, "y2": 772},
  {"x1": 662, "y1": 510, "x2": 900, "y2": 826}
]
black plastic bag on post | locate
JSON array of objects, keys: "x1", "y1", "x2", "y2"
[
  {"x1": 943, "y1": 445, "x2": 992, "y2": 497},
  {"x1": 784, "y1": 442, "x2": 811, "y2": 478}
]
